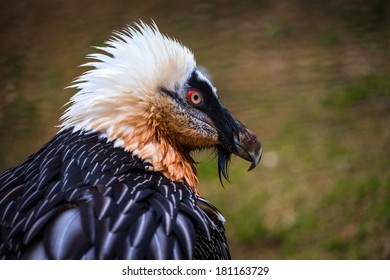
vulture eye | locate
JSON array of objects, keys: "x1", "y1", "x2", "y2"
[{"x1": 187, "y1": 90, "x2": 203, "y2": 105}]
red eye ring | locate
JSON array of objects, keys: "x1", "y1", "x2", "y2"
[{"x1": 187, "y1": 90, "x2": 203, "y2": 105}]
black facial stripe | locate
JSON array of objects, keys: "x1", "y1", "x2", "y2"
[
  {"x1": 159, "y1": 87, "x2": 177, "y2": 99},
  {"x1": 187, "y1": 70, "x2": 215, "y2": 98},
  {"x1": 161, "y1": 71, "x2": 238, "y2": 151},
  {"x1": 187, "y1": 70, "x2": 239, "y2": 146},
  {"x1": 187, "y1": 70, "x2": 222, "y2": 112},
  {"x1": 160, "y1": 70, "x2": 239, "y2": 184}
]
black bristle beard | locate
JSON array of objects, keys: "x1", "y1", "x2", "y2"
[{"x1": 217, "y1": 145, "x2": 232, "y2": 186}]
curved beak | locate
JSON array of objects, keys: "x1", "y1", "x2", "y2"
[{"x1": 233, "y1": 121, "x2": 262, "y2": 171}]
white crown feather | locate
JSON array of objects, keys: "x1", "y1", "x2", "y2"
[{"x1": 61, "y1": 22, "x2": 196, "y2": 133}]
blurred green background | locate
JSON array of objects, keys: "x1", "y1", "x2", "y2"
[{"x1": 0, "y1": 0, "x2": 389, "y2": 259}]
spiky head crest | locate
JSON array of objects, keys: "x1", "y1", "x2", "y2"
[{"x1": 61, "y1": 21, "x2": 196, "y2": 133}]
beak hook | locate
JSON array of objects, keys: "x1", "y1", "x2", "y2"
[{"x1": 233, "y1": 122, "x2": 262, "y2": 171}]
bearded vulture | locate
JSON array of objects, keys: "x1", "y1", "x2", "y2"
[{"x1": 0, "y1": 22, "x2": 261, "y2": 260}]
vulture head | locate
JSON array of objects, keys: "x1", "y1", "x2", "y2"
[{"x1": 61, "y1": 22, "x2": 262, "y2": 194}]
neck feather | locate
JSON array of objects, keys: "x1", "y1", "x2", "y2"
[{"x1": 100, "y1": 118, "x2": 199, "y2": 194}]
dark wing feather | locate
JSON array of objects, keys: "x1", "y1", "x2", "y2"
[
  {"x1": 44, "y1": 207, "x2": 91, "y2": 260},
  {"x1": 0, "y1": 128, "x2": 230, "y2": 259},
  {"x1": 23, "y1": 206, "x2": 61, "y2": 245}
]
